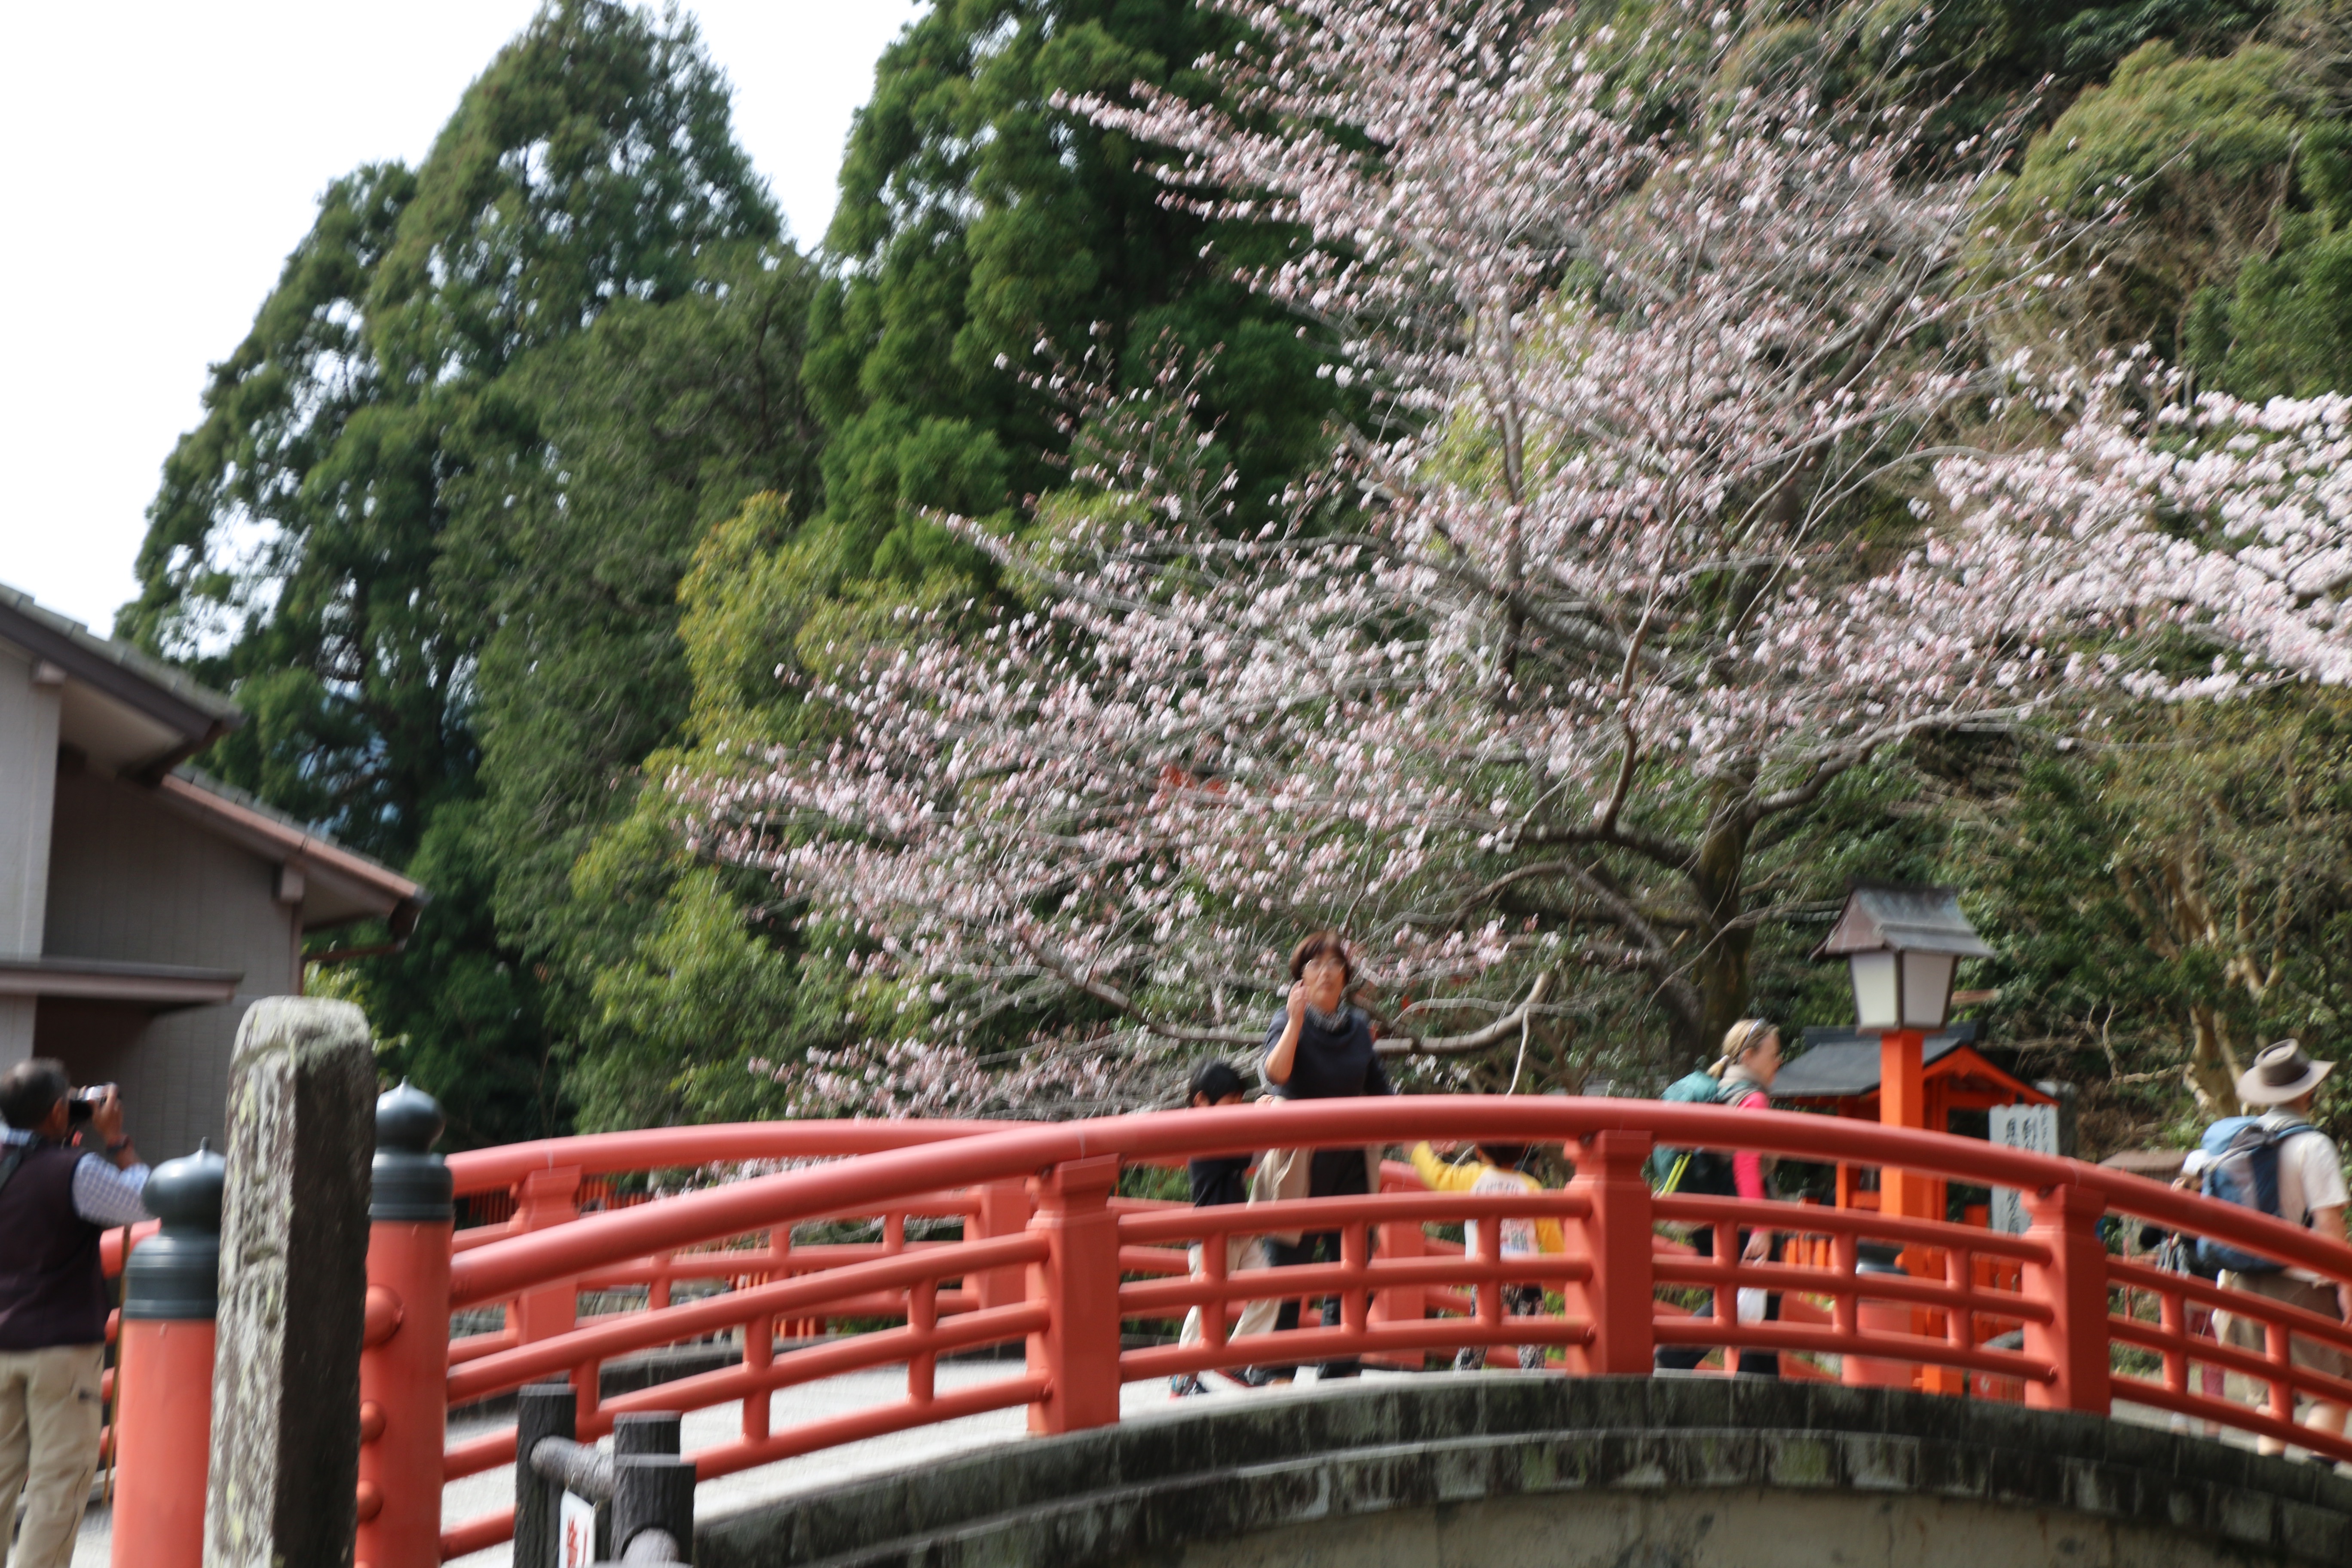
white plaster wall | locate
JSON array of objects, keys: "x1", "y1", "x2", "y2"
[{"x1": 0, "y1": 643, "x2": 61, "y2": 1066}]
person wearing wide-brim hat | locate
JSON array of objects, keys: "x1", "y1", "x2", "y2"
[
  {"x1": 2212, "y1": 1039, "x2": 2352, "y2": 1456},
  {"x1": 2238, "y1": 1038, "x2": 2336, "y2": 1106}
]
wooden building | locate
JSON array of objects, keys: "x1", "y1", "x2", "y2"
[
  {"x1": 0, "y1": 583, "x2": 423, "y2": 1158},
  {"x1": 1775, "y1": 1022, "x2": 2055, "y2": 1216}
]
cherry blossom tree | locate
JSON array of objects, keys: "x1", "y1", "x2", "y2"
[{"x1": 679, "y1": 0, "x2": 2352, "y2": 1115}]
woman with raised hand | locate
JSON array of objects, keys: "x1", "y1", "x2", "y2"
[{"x1": 1255, "y1": 930, "x2": 1391, "y2": 1380}]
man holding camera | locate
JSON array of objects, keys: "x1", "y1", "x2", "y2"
[{"x1": 0, "y1": 1060, "x2": 150, "y2": 1568}]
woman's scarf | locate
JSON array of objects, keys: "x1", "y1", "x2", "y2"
[{"x1": 1305, "y1": 1002, "x2": 1352, "y2": 1034}]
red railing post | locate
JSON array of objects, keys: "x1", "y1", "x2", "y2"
[
  {"x1": 2021, "y1": 1182, "x2": 2110, "y2": 1415},
  {"x1": 511, "y1": 1165, "x2": 582, "y2": 1343},
  {"x1": 1368, "y1": 1170, "x2": 1427, "y2": 1369},
  {"x1": 742, "y1": 1313, "x2": 774, "y2": 1444},
  {"x1": 1565, "y1": 1129, "x2": 1654, "y2": 1376},
  {"x1": 973, "y1": 1177, "x2": 1033, "y2": 1311},
  {"x1": 1024, "y1": 1155, "x2": 1122, "y2": 1435},
  {"x1": 111, "y1": 1145, "x2": 224, "y2": 1568},
  {"x1": 357, "y1": 1084, "x2": 454, "y2": 1568}
]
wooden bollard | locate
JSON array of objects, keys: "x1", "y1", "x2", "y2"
[
  {"x1": 112, "y1": 1141, "x2": 226, "y2": 1568},
  {"x1": 202, "y1": 998, "x2": 374, "y2": 1568},
  {"x1": 356, "y1": 1081, "x2": 453, "y2": 1568}
]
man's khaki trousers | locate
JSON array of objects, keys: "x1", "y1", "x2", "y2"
[{"x1": 0, "y1": 1344, "x2": 104, "y2": 1568}]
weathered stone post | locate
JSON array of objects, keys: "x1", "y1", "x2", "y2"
[{"x1": 203, "y1": 998, "x2": 376, "y2": 1568}]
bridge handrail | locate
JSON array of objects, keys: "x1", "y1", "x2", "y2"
[
  {"x1": 446, "y1": 1231, "x2": 1049, "y2": 1405},
  {"x1": 120, "y1": 1093, "x2": 2352, "y2": 1568},
  {"x1": 446, "y1": 1099, "x2": 2352, "y2": 1308},
  {"x1": 443, "y1": 1119, "x2": 1015, "y2": 1197}
]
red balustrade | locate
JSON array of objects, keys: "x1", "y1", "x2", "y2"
[{"x1": 101, "y1": 1098, "x2": 2352, "y2": 1563}]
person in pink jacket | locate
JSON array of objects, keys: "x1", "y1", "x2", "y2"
[{"x1": 1655, "y1": 1018, "x2": 1785, "y2": 1378}]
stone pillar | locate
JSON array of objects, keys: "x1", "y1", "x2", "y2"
[
  {"x1": 204, "y1": 998, "x2": 376, "y2": 1568},
  {"x1": 0, "y1": 646, "x2": 61, "y2": 1066}
]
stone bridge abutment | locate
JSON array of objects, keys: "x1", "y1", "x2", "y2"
[{"x1": 701, "y1": 1377, "x2": 2350, "y2": 1568}]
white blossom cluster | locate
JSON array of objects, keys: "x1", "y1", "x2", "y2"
[{"x1": 674, "y1": 0, "x2": 2352, "y2": 1117}]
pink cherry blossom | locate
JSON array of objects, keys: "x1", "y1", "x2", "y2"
[{"x1": 675, "y1": 2, "x2": 2352, "y2": 1117}]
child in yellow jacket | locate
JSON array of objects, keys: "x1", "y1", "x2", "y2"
[{"x1": 1411, "y1": 1140, "x2": 1562, "y2": 1371}]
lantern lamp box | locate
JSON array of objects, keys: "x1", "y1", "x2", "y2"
[
  {"x1": 560, "y1": 1489, "x2": 597, "y2": 1567},
  {"x1": 1989, "y1": 1103, "x2": 2059, "y2": 1233},
  {"x1": 1813, "y1": 882, "x2": 1994, "y2": 1032}
]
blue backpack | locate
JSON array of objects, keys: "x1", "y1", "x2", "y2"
[
  {"x1": 1651, "y1": 1071, "x2": 1756, "y2": 1193},
  {"x1": 2195, "y1": 1115, "x2": 2315, "y2": 1275}
]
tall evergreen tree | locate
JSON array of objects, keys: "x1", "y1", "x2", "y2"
[
  {"x1": 121, "y1": 0, "x2": 786, "y2": 1143},
  {"x1": 802, "y1": 0, "x2": 1338, "y2": 591}
]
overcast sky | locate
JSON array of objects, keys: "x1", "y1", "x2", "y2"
[{"x1": 0, "y1": 0, "x2": 919, "y2": 637}]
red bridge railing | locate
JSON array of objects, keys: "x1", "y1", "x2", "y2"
[{"x1": 111, "y1": 1099, "x2": 2352, "y2": 1565}]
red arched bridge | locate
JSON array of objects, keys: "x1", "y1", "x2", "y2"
[{"x1": 98, "y1": 1098, "x2": 2352, "y2": 1566}]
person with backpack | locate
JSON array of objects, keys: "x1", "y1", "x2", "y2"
[
  {"x1": 1652, "y1": 1018, "x2": 1786, "y2": 1377},
  {"x1": 2202, "y1": 1039, "x2": 2352, "y2": 1455}
]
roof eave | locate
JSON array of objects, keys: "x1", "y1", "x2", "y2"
[{"x1": 0, "y1": 594, "x2": 243, "y2": 755}]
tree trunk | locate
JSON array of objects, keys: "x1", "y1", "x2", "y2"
[
  {"x1": 1685, "y1": 781, "x2": 1756, "y2": 1066},
  {"x1": 2185, "y1": 1004, "x2": 2243, "y2": 1119}
]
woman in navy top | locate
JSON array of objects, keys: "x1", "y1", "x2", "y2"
[{"x1": 1260, "y1": 930, "x2": 1391, "y2": 1377}]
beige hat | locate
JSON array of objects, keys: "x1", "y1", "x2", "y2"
[{"x1": 2236, "y1": 1039, "x2": 2334, "y2": 1106}]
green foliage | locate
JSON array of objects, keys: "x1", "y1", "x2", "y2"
[
  {"x1": 2185, "y1": 159, "x2": 2352, "y2": 394},
  {"x1": 447, "y1": 243, "x2": 824, "y2": 1001},
  {"x1": 368, "y1": 800, "x2": 563, "y2": 1147},
  {"x1": 805, "y1": 0, "x2": 1337, "y2": 587},
  {"x1": 567, "y1": 862, "x2": 808, "y2": 1129},
  {"x1": 122, "y1": 0, "x2": 787, "y2": 1144},
  {"x1": 1939, "y1": 698, "x2": 2352, "y2": 1150},
  {"x1": 560, "y1": 500, "x2": 881, "y2": 1129},
  {"x1": 1999, "y1": 40, "x2": 2341, "y2": 358}
]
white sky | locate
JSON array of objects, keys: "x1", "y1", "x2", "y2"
[{"x1": 0, "y1": 0, "x2": 921, "y2": 637}]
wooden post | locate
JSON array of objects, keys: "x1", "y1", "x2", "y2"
[
  {"x1": 512, "y1": 1166, "x2": 583, "y2": 1342},
  {"x1": 1878, "y1": 1030, "x2": 1931, "y2": 1221},
  {"x1": 972, "y1": 1178, "x2": 1033, "y2": 1311},
  {"x1": 1024, "y1": 1155, "x2": 1122, "y2": 1435},
  {"x1": 2021, "y1": 1183, "x2": 2112, "y2": 1415},
  {"x1": 1565, "y1": 1130, "x2": 1654, "y2": 1376},
  {"x1": 608, "y1": 1455, "x2": 695, "y2": 1561},
  {"x1": 113, "y1": 1143, "x2": 226, "y2": 1568},
  {"x1": 512, "y1": 1383, "x2": 576, "y2": 1568},
  {"x1": 203, "y1": 998, "x2": 374, "y2": 1568},
  {"x1": 357, "y1": 1082, "x2": 454, "y2": 1568}
]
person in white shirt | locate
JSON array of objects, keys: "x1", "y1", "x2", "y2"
[{"x1": 2213, "y1": 1040, "x2": 2352, "y2": 1455}]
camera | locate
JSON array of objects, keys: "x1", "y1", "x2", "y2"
[{"x1": 64, "y1": 1085, "x2": 114, "y2": 1124}]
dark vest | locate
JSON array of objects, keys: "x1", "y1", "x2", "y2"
[{"x1": 0, "y1": 1144, "x2": 108, "y2": 1349}]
